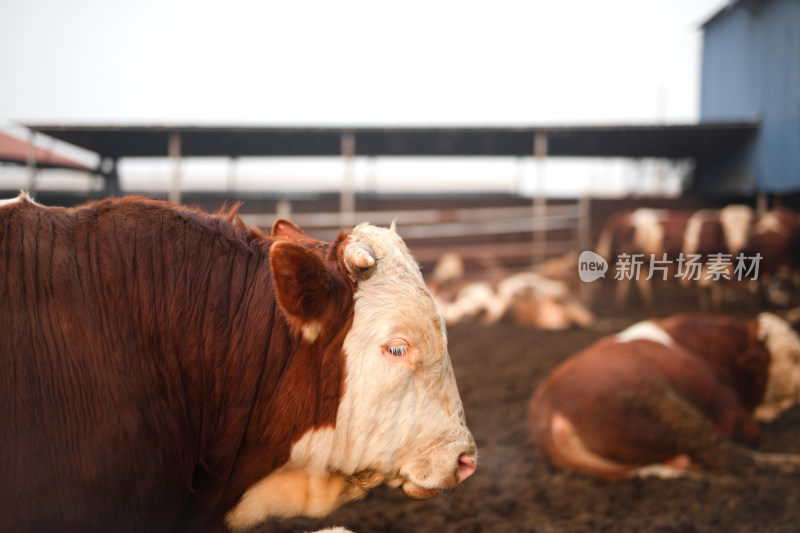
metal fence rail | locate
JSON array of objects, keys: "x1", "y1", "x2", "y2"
[{"x1": 240, "y1": 198, "x2": 589, "y2": 275}]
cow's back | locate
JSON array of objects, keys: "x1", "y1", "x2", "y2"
[
  {"x1": 529, "y1": 327, "x2": 765, "y2": 479},
  {"x1": 657, "y1": 314, "x2": 768, "y2": 411},
  {"x1": 0, "y1": 196, "x2": 280, "y2": 532},
  {"x1": 0, "y1": 198, "x2": 197, "y2": 531}
]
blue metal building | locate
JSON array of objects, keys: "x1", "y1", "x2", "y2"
[{"x1": 697, "y1": 0, "x2": 800, "y2": 196}]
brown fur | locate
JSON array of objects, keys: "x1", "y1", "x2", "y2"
[
  {"x1": 529, "y1": 314, "x2": 772, "y2": 480},
  {"x1": 744, "y1": 207, "x2": 800, "y2": 275},
  {"x1": 596, "y1": 209, "x2": 691, "y2": 307},
  {"x1": 0, "y1": 196, "x2": 355, "y2": 532}
]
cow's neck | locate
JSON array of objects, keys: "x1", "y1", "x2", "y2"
[{"x1": 160, "y1": 237, "x2": 349, "y2": 529}]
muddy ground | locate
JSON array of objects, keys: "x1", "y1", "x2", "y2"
[{"x1": 256, "y1": 286, "x2": 800, "y2": 533}]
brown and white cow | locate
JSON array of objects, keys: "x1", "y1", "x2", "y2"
[
  {"x1": 681, "y1": 205, "x2": 755, "y2": 308},
  {"x1": 682, "y1": 206, "x2": 800, "y2": 308},
  {"x1": 744, "y1": 207, "x2": 800, "y2": 307},
  {"x1": 529, "y1": 313, "x2": 800, "y2": 480},
  {"x1": 0, "y1": 193, "x2": 477, "y2": 533},
  {"x1": 595, "y1": 208, "x2": 692, "y2": 307},
  {"x1": 682, "y1": 204, "x2": 755, "y2": 261}
]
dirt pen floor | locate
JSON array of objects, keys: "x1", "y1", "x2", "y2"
[{"x1": 257, "y1": 286, "x2": 800, "y2": 533}]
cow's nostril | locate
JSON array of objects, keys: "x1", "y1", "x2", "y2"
[{"x1": 457, "y1": 454, "x2": 477, "y2": 482}]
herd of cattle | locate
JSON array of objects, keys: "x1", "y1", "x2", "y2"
[
  {"x1": 429, "y1": 252, "x2": 595, "y2": 330},
  {"x1": 2, "y1": 193, "x2": 800, "y2": 532},
  {"x1": 596, "y1": 204, "x2": 800, "y2": 309},
  {"x1": 429, "y1": 204, "x2": 800, "y2": 332}
]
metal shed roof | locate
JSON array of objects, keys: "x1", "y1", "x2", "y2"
[
  {"x1": 701, "y1": 0, "x2": 766, "y2": 28},
  {"x1": 25, "y1": 122, "x2": 759, "y2": 160}
]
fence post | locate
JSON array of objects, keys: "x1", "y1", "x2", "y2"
[
  {"x1": 26, "y1": 130, "x2": 38, "y2": 196},
  {"x1": 577, "y1": 194, "x2": 594, "y2": 307},
  {"x1": 532, "y1": 132, "x2": 548, "y2": 265},
  {"x1": 578, "y1": 194, "x2": 591, "y2": 252},
  {"x1": 756, "y1": 192, "x2": 768, "y2": 215},
  {"x1": 340, "y1": 132, "x2": 356, "y2": 228},
  {"x1": 168, "y1": 132, "x2": 182, "y2": 206}
]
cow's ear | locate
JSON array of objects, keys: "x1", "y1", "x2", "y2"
[
  {"x1": 272, "y1": 219, "x2": 311, "y2": 242},
  {"x1": 270, "y1": 241, "x2": 330, "y2": 342}
]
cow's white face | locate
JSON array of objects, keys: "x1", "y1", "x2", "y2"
[
  {"x1": 631, "y1": 208, "x2": 665, "y2": 255},
  {"x1": 329, "y1": 223, "x2": 476, "y2": 496},
  {"x1": 755, "y1": 313, "x2": 800, "y2": 422},
  {"x1": 225, "y1": 223, "x2": 476, "y2": 531},
  {"x1": 719, "y1": 204, "x2": 754, "y2": 255}
]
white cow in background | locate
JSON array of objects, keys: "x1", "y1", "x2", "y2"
[{"x1": 429, "y1": 254, "x2": 593, "y2": 330}]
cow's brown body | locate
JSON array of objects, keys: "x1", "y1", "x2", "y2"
[
  {"x1": 0, "y1": 196, "x2": 354, "y2": 531},
  {"x1": 529, "y1": 313, "x2": 800, "y2": 480},
  {"x1": 0, "y1": 195, "x2": 480, "y2": 533},
  {"x1": 744, "y1": 207, "x2": 800, "y2": 306}
]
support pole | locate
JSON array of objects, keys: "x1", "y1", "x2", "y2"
[
  {"x1": 532, "y1": 132, "x2": 548, "y2": 265},
  {"x1": 578, "y1": 194, "x2": 591, "y2": 252},
  {"x1": 756, "y1": 192, "x2": 768, "y2": 215},
  {"x1": 578, "y1": 194, "x2": 594, "y2": 308},
  {"x1": 276, "y1": 198, "x2": 292, "y2": 220},
  {"x1": 26, "y1": 130, "x2": 38, "y2": 196},
  {"x1": 104, "y1": 157, "x2": 120, "y2": 196},
  {"x1": 227, "y1": 156, "x2": 238, "y2": 192},
  {"x1": 169, "y1": 133, "x2": 182, "y2": 206},
  {"x1": 340, "y1": 133, "x2": 356, "y2": 228}
]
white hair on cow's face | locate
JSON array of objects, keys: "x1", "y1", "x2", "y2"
[
  {"x1": 326, "y1": 223, "x2": 475, "y2": 490},
  {"x1": 683, "y1": 209, "x2": 715, "y2": 256},
  {"x1": 719, "y1": 204, "x2": 754, "y2": 255},
  {"x1": 631, "y1": 208, "x2": 665, "y2": 256},
  {"x1": 755, "y1": 209, "x2": 792, "y2": 238},
  {"x1": 227, "y1": 223, "x2": 476, "y2": 528},
  {"x1": 755, "y1": 312, "x2": 800, "y2": 422},
  {"x1": 229, "y1": 222, "x2": 476, "y2": 527}
]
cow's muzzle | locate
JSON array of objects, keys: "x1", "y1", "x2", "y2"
[{"x1": 400, "y1": 452, "x2": 478, "y2": 500}]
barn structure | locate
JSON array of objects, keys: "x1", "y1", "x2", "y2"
[
  {"x1": 693, "y1": 0, "x2": 800, "y2": 197},
  {"x1": 3, "y1": 0, "x2": 795, "y2": 202},
  {"x1": 13, "y1": 1, "x2": 798, "y2": 206},
  {"x1": 3, "y1": 0, "x2": 798, "y2": 271}
]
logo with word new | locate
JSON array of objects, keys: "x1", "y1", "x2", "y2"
[{"x1": 578, "y1": 251, "x2": 608, "y2": 282}]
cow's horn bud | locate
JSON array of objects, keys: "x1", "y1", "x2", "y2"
[{"x1": 345, "y1": 242, "x2": 376, "y2": 281}]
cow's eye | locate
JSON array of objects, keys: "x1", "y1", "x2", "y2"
[
  {"x1": 387, "y1": 345, "x2": 408, "y2": 357},
  {"x1": 382, "y1": 339, "x2": 415, "y2": 369}
]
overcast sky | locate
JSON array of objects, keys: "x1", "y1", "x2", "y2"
[{"x1": 0, "y1": 0, "x2": 728, "y2": 195}]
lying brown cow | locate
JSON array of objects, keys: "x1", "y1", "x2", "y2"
[
  {"x1": 529, "y1": 313, "x2": 800, "y2": 480},
  {"x1": 0, "y1": 193, "x2": 477, "y2": 532}
]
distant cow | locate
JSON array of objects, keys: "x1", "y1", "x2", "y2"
[
  {"x1": 682, "y1": 205, "x2": 755, "y2": 308},
  {"x1": 529, "y1": 313, "x2": 800, "y2": 480},
  {"x1": 683, "y1": 204, "x2": 754, "y2": 261},
  {"x1": 596, "y1": 208, "x2": 692, "y2": 307},
  {"x1": 744, "y1": 207, "x2": 800, "y2": 307},
  {"x1": 682, "y1": 206, "x2": 800, "y2": 308},
  {"x1": 0, "y1": 193, "x2": 477, "y2": 533},
  {"x1": 431, "y1": 268, "x2": 593, "y2": 330}
]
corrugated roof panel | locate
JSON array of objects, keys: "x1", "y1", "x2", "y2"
[{"x1": 25, "y1": 123, "x2": 759, "y2": 161}]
